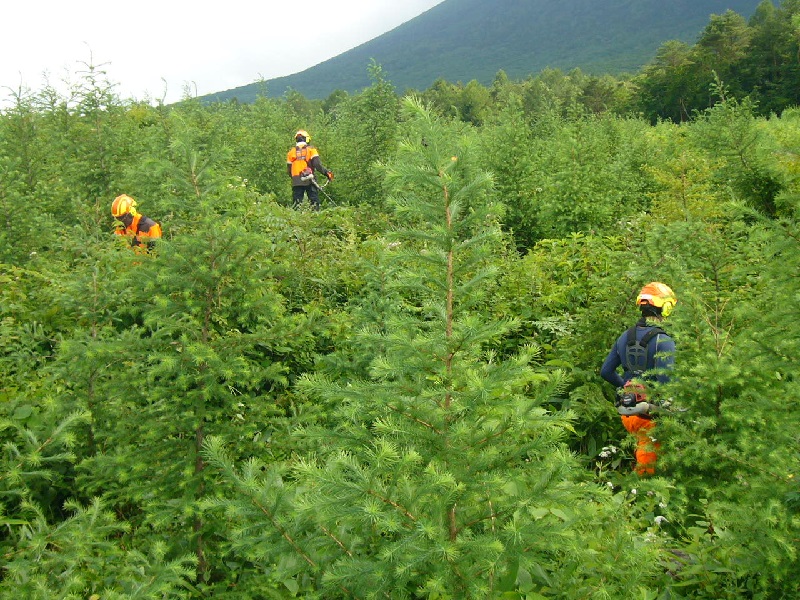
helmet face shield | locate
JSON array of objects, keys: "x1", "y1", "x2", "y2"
[
  {"x1": 116, "y1": 212, "x2": 134, "y2": 228},
  {"x1": 295, "y1": 129, "x2": 310, "y2": 144}
]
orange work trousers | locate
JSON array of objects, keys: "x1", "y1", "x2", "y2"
[{"x1": 620, "y1": 415, "x2": 660, "y2": 476}]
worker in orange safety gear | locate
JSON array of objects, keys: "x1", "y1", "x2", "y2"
[
  {"x1": 600, "y1": 282, "x2": 677, "y2": 476},
  {"x1": 286, "y1": 129, "x2": 333, "y2": 211},
  {"x1": 111, "y1": 194, "x2": 162, "y2": 252}
]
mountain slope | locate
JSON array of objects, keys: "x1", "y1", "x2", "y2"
[{"x1": 206, "y1": 0, "x2": 765, "y2": 102}]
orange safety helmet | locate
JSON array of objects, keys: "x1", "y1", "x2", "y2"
[
  {"x1": 111, "y1": 194, "x2": 138, "y2": 217},
  {"x1": 636, "y1": 282, "x2": 677, "y2": 317},
  {"x1": 295, "y1": 129, "x2": 310, "y2": 144}
]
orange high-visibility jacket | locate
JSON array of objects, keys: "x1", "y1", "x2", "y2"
[
  {"x1": 115, "y1": 214, "x2": 162, "y2": 251},
  {"x1": 286, "y1": 144, "x2": 324, "y2": 186}
]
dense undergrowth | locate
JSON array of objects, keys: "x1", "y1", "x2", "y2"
[{"x1": 1, "y1": 46, "x2": 799, "y2": 599}]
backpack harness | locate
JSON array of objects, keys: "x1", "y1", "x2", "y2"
[
  {"x1": 617, "y1": 325, "x2": 666, "y2": 414},
  {"x1": 130, "y1": 215, "x2": 159, "y2": 249},
  {"x1": 624, "y1": 325, "x2": 666, "y2": 376},
  {"x1": 293, "y1": 146, "x2": 316, "y2": 182}
]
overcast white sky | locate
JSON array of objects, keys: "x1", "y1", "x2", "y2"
[{"x1": 1, "y1": 0, "x2": 443, "y2": 106}]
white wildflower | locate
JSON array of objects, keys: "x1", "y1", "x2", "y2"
[
  {"x1": 599, "y1": 446, "x2": 618, "y2": 459},
  {"x1": 654, "y1": 515, "x2": 668, "y2": 525}
]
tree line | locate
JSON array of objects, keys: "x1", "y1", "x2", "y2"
[
  {"x1": 400, "y1": 0, "x2": 800, "y2": 126},
  {"x1": 0, "y1": 9, "x2": 799, "y2": 599}
]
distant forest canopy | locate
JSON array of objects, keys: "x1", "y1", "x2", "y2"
[
  {"x1": 206, "y1": 0, "x2": 799, "y2": 124},
  {"x1": 205, "y1": 0, "x2": 770, "y2": 104}
]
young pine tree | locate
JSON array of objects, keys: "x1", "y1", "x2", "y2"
[
  {"x1": 652, "y1": 212, "x2": 800, "y2": 597},
  {"x1": 73, "y1": 202, "x2": 310, "y2": 587},
  {"x1": 204, "y1": 99, "x2": 668, "y2": 599}
]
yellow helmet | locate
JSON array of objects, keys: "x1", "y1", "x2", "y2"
[
  {"x1": 111, "y1": 194, "x2": 138, "y2": 217},
  {"x1": 295, "y1": 129, "x2": 310, "y2": 144},
  {"x1": 637, "y1": 282, "x2": 677, "y2": 317}
]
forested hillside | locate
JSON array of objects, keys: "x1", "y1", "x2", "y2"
[
  {"x1": 207, "y1": 0, "x2": 764, "y2": 101},
  {"x1": 1, "y1": 3, "x2": 799, "y2": 599}
]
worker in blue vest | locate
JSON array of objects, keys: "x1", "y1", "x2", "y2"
[{"x1": 601, "y1": 282, "x2": 677, "y2": 476}]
